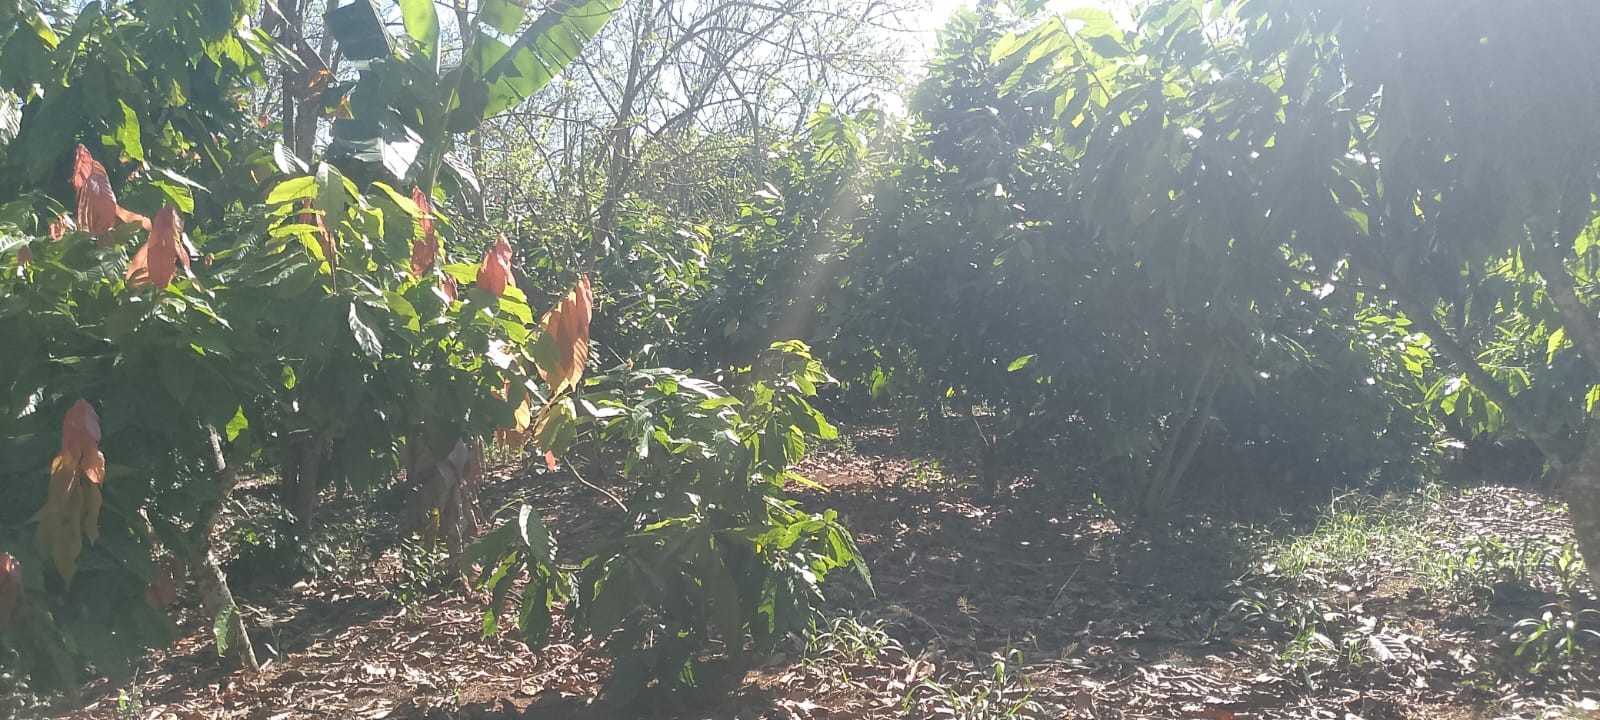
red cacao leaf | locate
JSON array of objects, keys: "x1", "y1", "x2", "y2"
[
  {"x1": 36, "y1": 400, "x2": 106, "y2": 581},
  {"x1": 0, "y1": 553, "x2": 21, "y2": 627},
  {"x1": 126, "y1": 206, "x2": 188, "y2": 290},
  {"x1": 16, "y1": 245, "x2": 32, "y2": 268},
  {"x1": 73, "y1": 145, "x2": 120, "y2": 240},
  {"x1": 62, "y1": 399, "x2": 104, "y2": 486},
  {"x1": 476, "y1": 236, "x2": 515, "y2": 297},
  {"x1": 441, "y1": 275, "x2": 458, "y2": 303},
  {"x1": 410, "y1": 188, "x2": 438, "y2": 277},
  {"x1": 537, "y1": 275, "x2": 593, "y2": 394},
  {"x1": 544, "y1": 451, "x2": 557, "y2": 472}
]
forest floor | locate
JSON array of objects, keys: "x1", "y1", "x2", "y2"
[{"x1": 65, "y1": 422, "x2": 1597, "y2": 720}]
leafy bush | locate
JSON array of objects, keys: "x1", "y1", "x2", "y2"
[{"x1": 472, "y1": 341, "x2": 869, "y2": 703}]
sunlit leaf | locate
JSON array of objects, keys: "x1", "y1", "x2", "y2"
[{"x1": 537, "y1": 274, "x2": 592, "y2": 393}]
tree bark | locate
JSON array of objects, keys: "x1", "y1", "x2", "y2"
[{"x1": 1568, "y1": 427, "x2": 1600, "y2": 591}]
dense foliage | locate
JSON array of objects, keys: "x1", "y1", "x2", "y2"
[
  {"x1": 0, "y1": 0, "x2": 863, "y2": 705},
  {"x1": 2, "y1": 0, "x2": 1598, "y2": 711}
]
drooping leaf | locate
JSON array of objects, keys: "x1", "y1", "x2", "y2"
[
  {"x1": 35, "y1": 400, "x2": 107, "y2": 581},
  {"x1": 537, "y1": 274, "x2": 593, "y2": 394},
  {"x1": 410, "y1": 187, "x2": 438, "y2": 277},
  {"x1": 126, "y1": 205, "x2": 189, "y2": 290},
  {"x1": 476, "y1": 235, "x2": 515, "y2": 297},
  {"x1": 72, "y1": 145, "x2": 120, "y2": 239},
  {"x1": 348, "y1": 302, "x2": 383, "y2": 360}
]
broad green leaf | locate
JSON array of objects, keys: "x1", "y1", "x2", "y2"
[
  {"x1": 473, "y1": 0, "x2": 620, "y2": 118},
  {"x1": 266, "y1": 176, "x2": 318, "y2": 205},
  {"x1": 112, "y1": 100, "x2": 143, "y2": 161},
  {"x1": 398, "y1": 0, "x2": 440, "y2": 59},
  {"x1": 481, "y1": 0, "x2": 529, "y2": 33},
  {"x1": 517, "y1": 505, "x2": 552, "y2": 563}
]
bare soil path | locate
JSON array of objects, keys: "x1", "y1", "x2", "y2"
[{"x1": 63, "y1": 424, "x2": 1594, "y2": 719}]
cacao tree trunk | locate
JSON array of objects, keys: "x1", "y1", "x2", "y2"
[
  {"x1": 404, "y1": 432, "x2": 484, "y2": 560},
  {"x1": 279, "y1": 435, "x2": 325, "y2": 537},
  {"x1": 198, "y1": 428, "x2": 259, "y2": 671},
  {"x1": 1567, "y1": 428, "x2": 1600, "y2": 589}
]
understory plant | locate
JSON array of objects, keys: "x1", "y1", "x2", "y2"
[{"x1": 472, "y1": 341, "x2": 870, "y2": 703}]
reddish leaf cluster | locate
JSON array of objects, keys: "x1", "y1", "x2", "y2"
[
  {"x1": 126, "y1": 205, "x2": 191, "y2": 290},
  {"x1": 410, "y1": 188, "x2": 438, "y2": 277},
  {"x1": 476, "y1": 236, "x2": 515, "y2": 297},
  {"x1": 539, "y1": 275, "x2": 593, "y2": 394},
  {"x1": 36, "y1": 400, "x2": 107, "y2": 581},
  {"x1": 0, "y1": 553, "x2": 21, "y2": 627}
]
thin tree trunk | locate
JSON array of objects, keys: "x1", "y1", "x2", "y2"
[
  {"x1": 198, "y1": 428, "x2": 259, "y2": 671},
  {"x1": 1568, "y1": 427, "x2": 1600, "y2": 591},
  {"x1": 1143, "y1": 352, "x2": 1216, "y2": 511}
]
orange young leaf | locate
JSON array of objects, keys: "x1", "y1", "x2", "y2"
[
  {"x1": 538, "y1": 275, "x2": 593, "y2": 394},
  {"x1": 35, "y1": 400, "x2": 106, "y2": 581},
  {"x1": 0, "y1": 553, "x2": 21, "y2": 627},
  {"x1": 476, "y1": 236, "x2": 515, "y2": 297},
  {"x1": 126, "y1": 205, "x2": 190, "y2": 290},
  {"x1": 544, "y1": 451, "x2": 557, "y2": 472},
  {"x1": 410, "y1": 188, "x2": 438, "y2": 277}
]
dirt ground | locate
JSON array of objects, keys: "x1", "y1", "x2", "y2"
[{"x1": 62, "y1": 423, "x2": 1596, "y2": 720}]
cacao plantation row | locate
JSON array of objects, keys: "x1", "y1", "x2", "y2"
[{"x1": 1, "y1": 0, "x2": 1598, "y2": 715}]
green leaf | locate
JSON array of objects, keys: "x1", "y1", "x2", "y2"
[
  {"x1": 530, "y1": 332, "x2": 560, "y2": 379},
  {"x1": 517, "y1": 575, "x2": 554, "y2": 648},
  {"x1": 1007, "y1": 354, "x2": 1037, "y2": 371},
  {"x1": 1547, "y1": 327, "x2": 1566, "y2": 366},
  {"x1": 224, "y1": 406, "x2": 249, "y2": 442},
  {"x1": 212, "y1": 604, "x2": 237, "y2": 657},
  {"x1": 481, "y1": 0, "x2": 529, "y2": 33},
  {"x1": 348, "y1": 302, "x2": 383, "y2": 359},
  {"x1": 517, "y1": 505, "x2": 552, "y2": 564},
  {"x1": 112, "y1": 100, "x2": 143, "y2": 161},
  {"x1": 398, "y1": 0, "x2": 440, "y2": 59},
  {"x1": 470, "y1": 0, "x2": 620, "y2": 119},
  {"x1": 266, "y1": 176, "x2": 318, "y2": 205}
]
